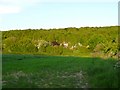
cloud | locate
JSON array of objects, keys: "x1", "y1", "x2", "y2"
[
  {"x1": 0, "y1": 0, "x2": 40, "y2": 5},
  {"x1": 0, "y1": 0, "x2": 41, "y2": 14},
  {"x1": 0, "y1": 5, "x2": 21, "y2": 14}
]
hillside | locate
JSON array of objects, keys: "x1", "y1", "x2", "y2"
[{"x1": 2, "y1": 26, "x2": 119, "y2": 58}]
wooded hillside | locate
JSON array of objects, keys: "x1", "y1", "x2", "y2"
[{"x1": 2, "y1": 26, "x2": 119, "y2": 58}]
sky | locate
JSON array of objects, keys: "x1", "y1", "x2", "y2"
[{"x1": 0, "y1": 0, "x2": 119, "y2": 31}]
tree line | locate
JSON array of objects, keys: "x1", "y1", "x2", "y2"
[{"x1": 2, "y1": 26, "x2": 119, "y2": 58}]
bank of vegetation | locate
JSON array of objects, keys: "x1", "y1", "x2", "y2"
[{"x1": 2, "y1": 26, "x2": 119, "y2": 58}]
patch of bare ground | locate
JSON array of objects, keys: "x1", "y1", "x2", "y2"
[
  {"x1": 3, "y1": 70, "x2": 89, "y2": 88},
  {"x1": 57, "y1": 71, "x2": 89, "y2": 88},
  {"x1": 74, "y1": 71, "x2": 88, "y2": 88}
]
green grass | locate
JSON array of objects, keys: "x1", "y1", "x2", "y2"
[{"x1": 2, "y1": 54, "x2": 119, "y2": 88}]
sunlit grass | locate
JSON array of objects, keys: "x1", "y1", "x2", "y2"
[{"x1": 2, "y1": 54, "x2": 119, "y2": 88}]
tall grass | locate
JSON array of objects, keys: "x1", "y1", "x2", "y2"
[{"x1": 2, "y1": 54, "x2": 119, "y2": 88}]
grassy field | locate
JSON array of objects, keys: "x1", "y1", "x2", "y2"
[{"x1": 2, "y1": 54, "x2": 119, "y2": 88}]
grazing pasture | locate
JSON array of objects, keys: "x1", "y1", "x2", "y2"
[{"x1": 2, "y1": 54, "x2": 119, "y2": 88}]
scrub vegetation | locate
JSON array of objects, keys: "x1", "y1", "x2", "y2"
[{"x1": 2, "y1": 26, "x2": 119, "y2": 58}]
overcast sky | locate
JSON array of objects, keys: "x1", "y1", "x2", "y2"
[{"x1": 0, "y1": 0, "x2": 119, "y2": 30}]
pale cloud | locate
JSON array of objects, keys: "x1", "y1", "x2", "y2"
[
  {"x1": 0, "y1": 0, "x2": 41, "y2": 5},
  {"x1": 0, "y1": 5, "x2": 21, "y2": 14},
  {"x1": 0, "y1": 0, "x2": 41, "y2": 14}
]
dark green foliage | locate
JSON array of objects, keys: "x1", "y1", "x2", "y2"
[{"x1": 2, "y1": 26, "x2": 118, "y2": 58}]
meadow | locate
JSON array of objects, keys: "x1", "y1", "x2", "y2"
[{"x1": 2, "y1": 54, "x2": 119, "y2": 88}]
